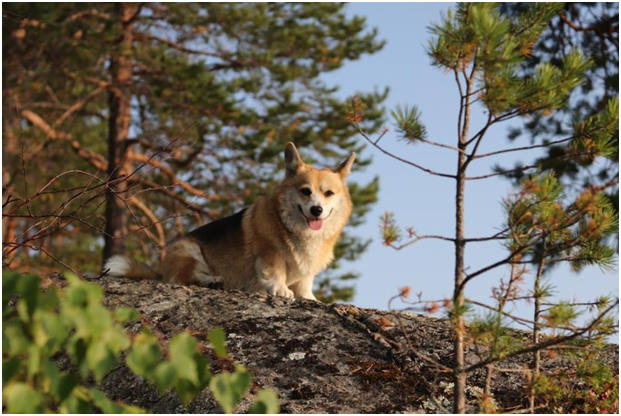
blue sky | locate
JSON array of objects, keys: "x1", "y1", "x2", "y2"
[{"x1": 321, "y1": 3, "x2": 618, "y2": 337}]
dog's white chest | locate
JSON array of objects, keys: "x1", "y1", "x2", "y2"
[{"x1": 286, "y1": 237, "x2": 328, "y2": 282}]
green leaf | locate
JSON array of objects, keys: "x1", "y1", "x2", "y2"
[
  {"x1": 65, "y1": 275, "x2": 103, "y2": 307},
  {"x1": 195, "y1": 353, "x2": 212, "y2": 388},
  {"x1": 100, "y1": 326, "x2": 131, "y2": 355},
  {"x1": 60, "y1": 388, "x2": 93, "y2": 414},
  {"x1": 67, "y1": 336, "x2": 89, "y2": 377},
  {"x1": 175, "y1": 378, "x2": 200, "y2": 406},
  {"x1": 249, "y1": 389, "x2": 280, "y2": 414},
  {"x1": 37, "y1": 313, "x2": 71, "y2": 352},
  {"x1": 2, "y1": 358, "x2": 20, "y2": 386},
  {"x1": 208, "y1": 328, "x2": 229, "y2": 358},
  {"x1": 42, "y1": 359, "x2": 76, "y2": 402},
  {"x1": 65, "y1": 285, "x2": 88, "y2": 307},
  {"x1": 86, "y1": 342, "x2": 117, "y2": 382},
  {"x1": 114, "y1": 306, "x2": 140, "y2": 323},
  {"x1": 3, "y1": 382, "x2": 45, "y2": 413},
  {"x1": 154, "y1": 362, "x2": 177, "y2": 393},
  {"x1": 38, "y1": 285, "x2": 60, "y2": 311},
  {"x1": 16, "y1": 274, "x2": 41, "y2": 321},
  {"x1": 169, "y1": 332, "x2": 199, "y2": 385},
  {"x1": 126, "y1": 331, "x2": 161, "y2": 381},
  {"x1": 27, "y1": 344, "x2": 41, "y2": 379},
  {"x1": 209, "y1": 366, "x2": 253, "y2": 414},
  {"x1": 84, "y1": 304, "x2": 114, "y2": 337},
  {"x1": 3, "y1": 320, "x2": 29, "y2": 357}
]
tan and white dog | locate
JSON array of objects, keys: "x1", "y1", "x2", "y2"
[{"x1": 104, "y1": 142, "x2": 355, "y2": 300}]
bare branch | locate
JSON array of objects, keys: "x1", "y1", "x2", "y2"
[
  {"x1": 463, "y1": 112, "x2": 493, "y2": 168},
  {"x1": 418, "y1": 138, "x2": 468, "y2": 154},
  {"x1": 465, "y1": 152, "x2": 591, "y2": 181},
  {"x1": 20, "y1": 109, "x2": 70, "y2": 140},
  {"x1": 474, "y1": 136, "x2": 574, "y2": 159},
  {"x1": 356, "y1": 125, "x2": 456, "y2": 179},
  {"x1": 129, "y1": 152, "x2": 219, "y2": 201},
  {"x1": 64, "y1": 9, "x2": 111, "y2": 22},
  {"x1": 387, "y1": 234, "x2": 455, "y2": 250},
  {"x1": 129, "y1": 197, "x2": 166, "y2": 262},
  {"x1": 463, "y1": 228, "x2": 509, "y2": 243}
]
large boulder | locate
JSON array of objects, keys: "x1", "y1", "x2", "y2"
[{"x1": 91, "y1": 276, "x2": 618, "y2": 413}]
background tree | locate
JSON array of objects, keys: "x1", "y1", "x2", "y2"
[
  {"x1": 353, "y1": 3, "x2": 618, "y2": 413},
  {"x1": 2, "y1": 3, "x2": 387, "y2": 301},
  {"x1": 499, "y1": 2, "x2": 619, "y2": 243}
]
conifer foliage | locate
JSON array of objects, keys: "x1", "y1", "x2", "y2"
[{"x1": 499, "y1": 3, "x2": 619, "y2": 227}]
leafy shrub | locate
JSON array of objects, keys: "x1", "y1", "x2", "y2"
[{"x1": 2, "y1": 272, "x2": 279, "y2": 413}]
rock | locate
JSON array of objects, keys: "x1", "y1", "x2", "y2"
[{"x1": 92, "y1": 276, "x2": 618, "y2": 413}]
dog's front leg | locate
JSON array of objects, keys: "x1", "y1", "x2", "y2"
[
  {"x1": 290, "y1": 277, "x2": 317, "y2": 300},
  {"x1": 255, "y1": 256, "x2": 293, "y2": 298}
]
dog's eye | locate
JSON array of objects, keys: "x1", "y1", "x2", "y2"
[
  {"x1": 324, "y1": 190, "x2": 334, "y2": 197},
  {"x1": 300, "y1": 188, "x2": 312, "y2": 196}
]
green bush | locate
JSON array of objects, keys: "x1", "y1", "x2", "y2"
[{"x1": 2, "y1": 272, "x2": 279, "y2": 413}]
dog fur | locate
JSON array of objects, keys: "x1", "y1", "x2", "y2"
[{"x1": 104, "y1": 142, "x2": 355, "y2": 300}]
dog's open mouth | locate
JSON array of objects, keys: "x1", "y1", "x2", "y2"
[{"x1": 298, "y1": 205, "x2": 332, "y2": 231}]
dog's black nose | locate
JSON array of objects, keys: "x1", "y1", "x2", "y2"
[{"x1": 310, "y1": 206, "x2": 323, "y2": 217}]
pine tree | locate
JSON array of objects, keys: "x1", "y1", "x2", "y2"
[
  {"x1": 2, "y1": 3, "x2": 387, "y2": 300},
  {"x1": 354, "y1": 3, "x2": 618, "y2": 412}
]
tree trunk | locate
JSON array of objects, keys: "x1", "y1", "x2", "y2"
[
  {"x1": 103, "y1": 3, "x2": 137, "y2": 264},
  {"x1": 530, "y1": 244, "x2": 546, "y2": 412},
  {"x1": 2, "y1": 169, "x2": 16, "y2": 266},
  {"x1": 453, "y1": 142, "x2": 467, "y2": 414},
  {"x1": 453, "y1": 70, "x2": 473, "y2": 414}
]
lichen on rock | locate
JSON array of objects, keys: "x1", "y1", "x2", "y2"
[{"x1": 91, "y1": 276, "x2": 618, "y2": 413}]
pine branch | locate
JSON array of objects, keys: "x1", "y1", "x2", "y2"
[{"x1": 464, "y1": 299, "x2": 619, "y2": 374}]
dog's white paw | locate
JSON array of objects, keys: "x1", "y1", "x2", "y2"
[
  {"x1": 300, "y1": 292, "x2": 318, "y2": 301},
  {"x1": 269, "y1": 284, "x2": 294, "y2": 298}
]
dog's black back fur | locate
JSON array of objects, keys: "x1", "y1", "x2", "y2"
[{"x1": 186, "y1": 208, "x2": 247, "y2": 244}]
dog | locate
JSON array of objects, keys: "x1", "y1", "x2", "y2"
[{"x1": 104, "y1": 142, "x2": 355, "y2": 300}]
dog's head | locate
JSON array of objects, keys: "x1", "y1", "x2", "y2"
[{"x1": 278, "y1": 142, "x2": 355, "y2": 237}]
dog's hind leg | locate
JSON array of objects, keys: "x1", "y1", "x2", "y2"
[{"x1": 162, "y1": 239, "x2": 223, "y2": 288}]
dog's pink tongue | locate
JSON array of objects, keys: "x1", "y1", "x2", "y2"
[{"x1": 308, "y1": 219, "x2": 323, "y2": 231}]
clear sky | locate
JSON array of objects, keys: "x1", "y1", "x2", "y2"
[{"x1": 321, "y1": 3, "x2": 618, "y2": 338}]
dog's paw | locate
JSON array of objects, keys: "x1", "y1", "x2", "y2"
[
  {"x1": 300, "y1": 292, "x2": 318, "y2": 301},
  {"x1": 269, "y1": 284, "x2": 294, "y2": 298},
  {"x1": 195, "y1": 275, "x2": 224, "y2": 289}
]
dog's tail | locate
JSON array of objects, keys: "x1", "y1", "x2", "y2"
[{"x1": 103, "y1": 255, "x2": 162, "y2": 281}]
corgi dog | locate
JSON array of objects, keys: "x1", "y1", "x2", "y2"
[{"x1": 104, "y1": 142, "x2": 355, "y2": 300}]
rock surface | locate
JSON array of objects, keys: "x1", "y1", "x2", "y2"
[{"x1": 90, "y1": 276, "x2": 618, "y2": 413}]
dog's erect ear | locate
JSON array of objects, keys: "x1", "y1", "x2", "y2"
[
  {"x1": 334, "y1": 152, "x2": 356, "y2": 178},
  {"x1": 284, "y1": 142, "x2": 304, "y2": 177}
]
